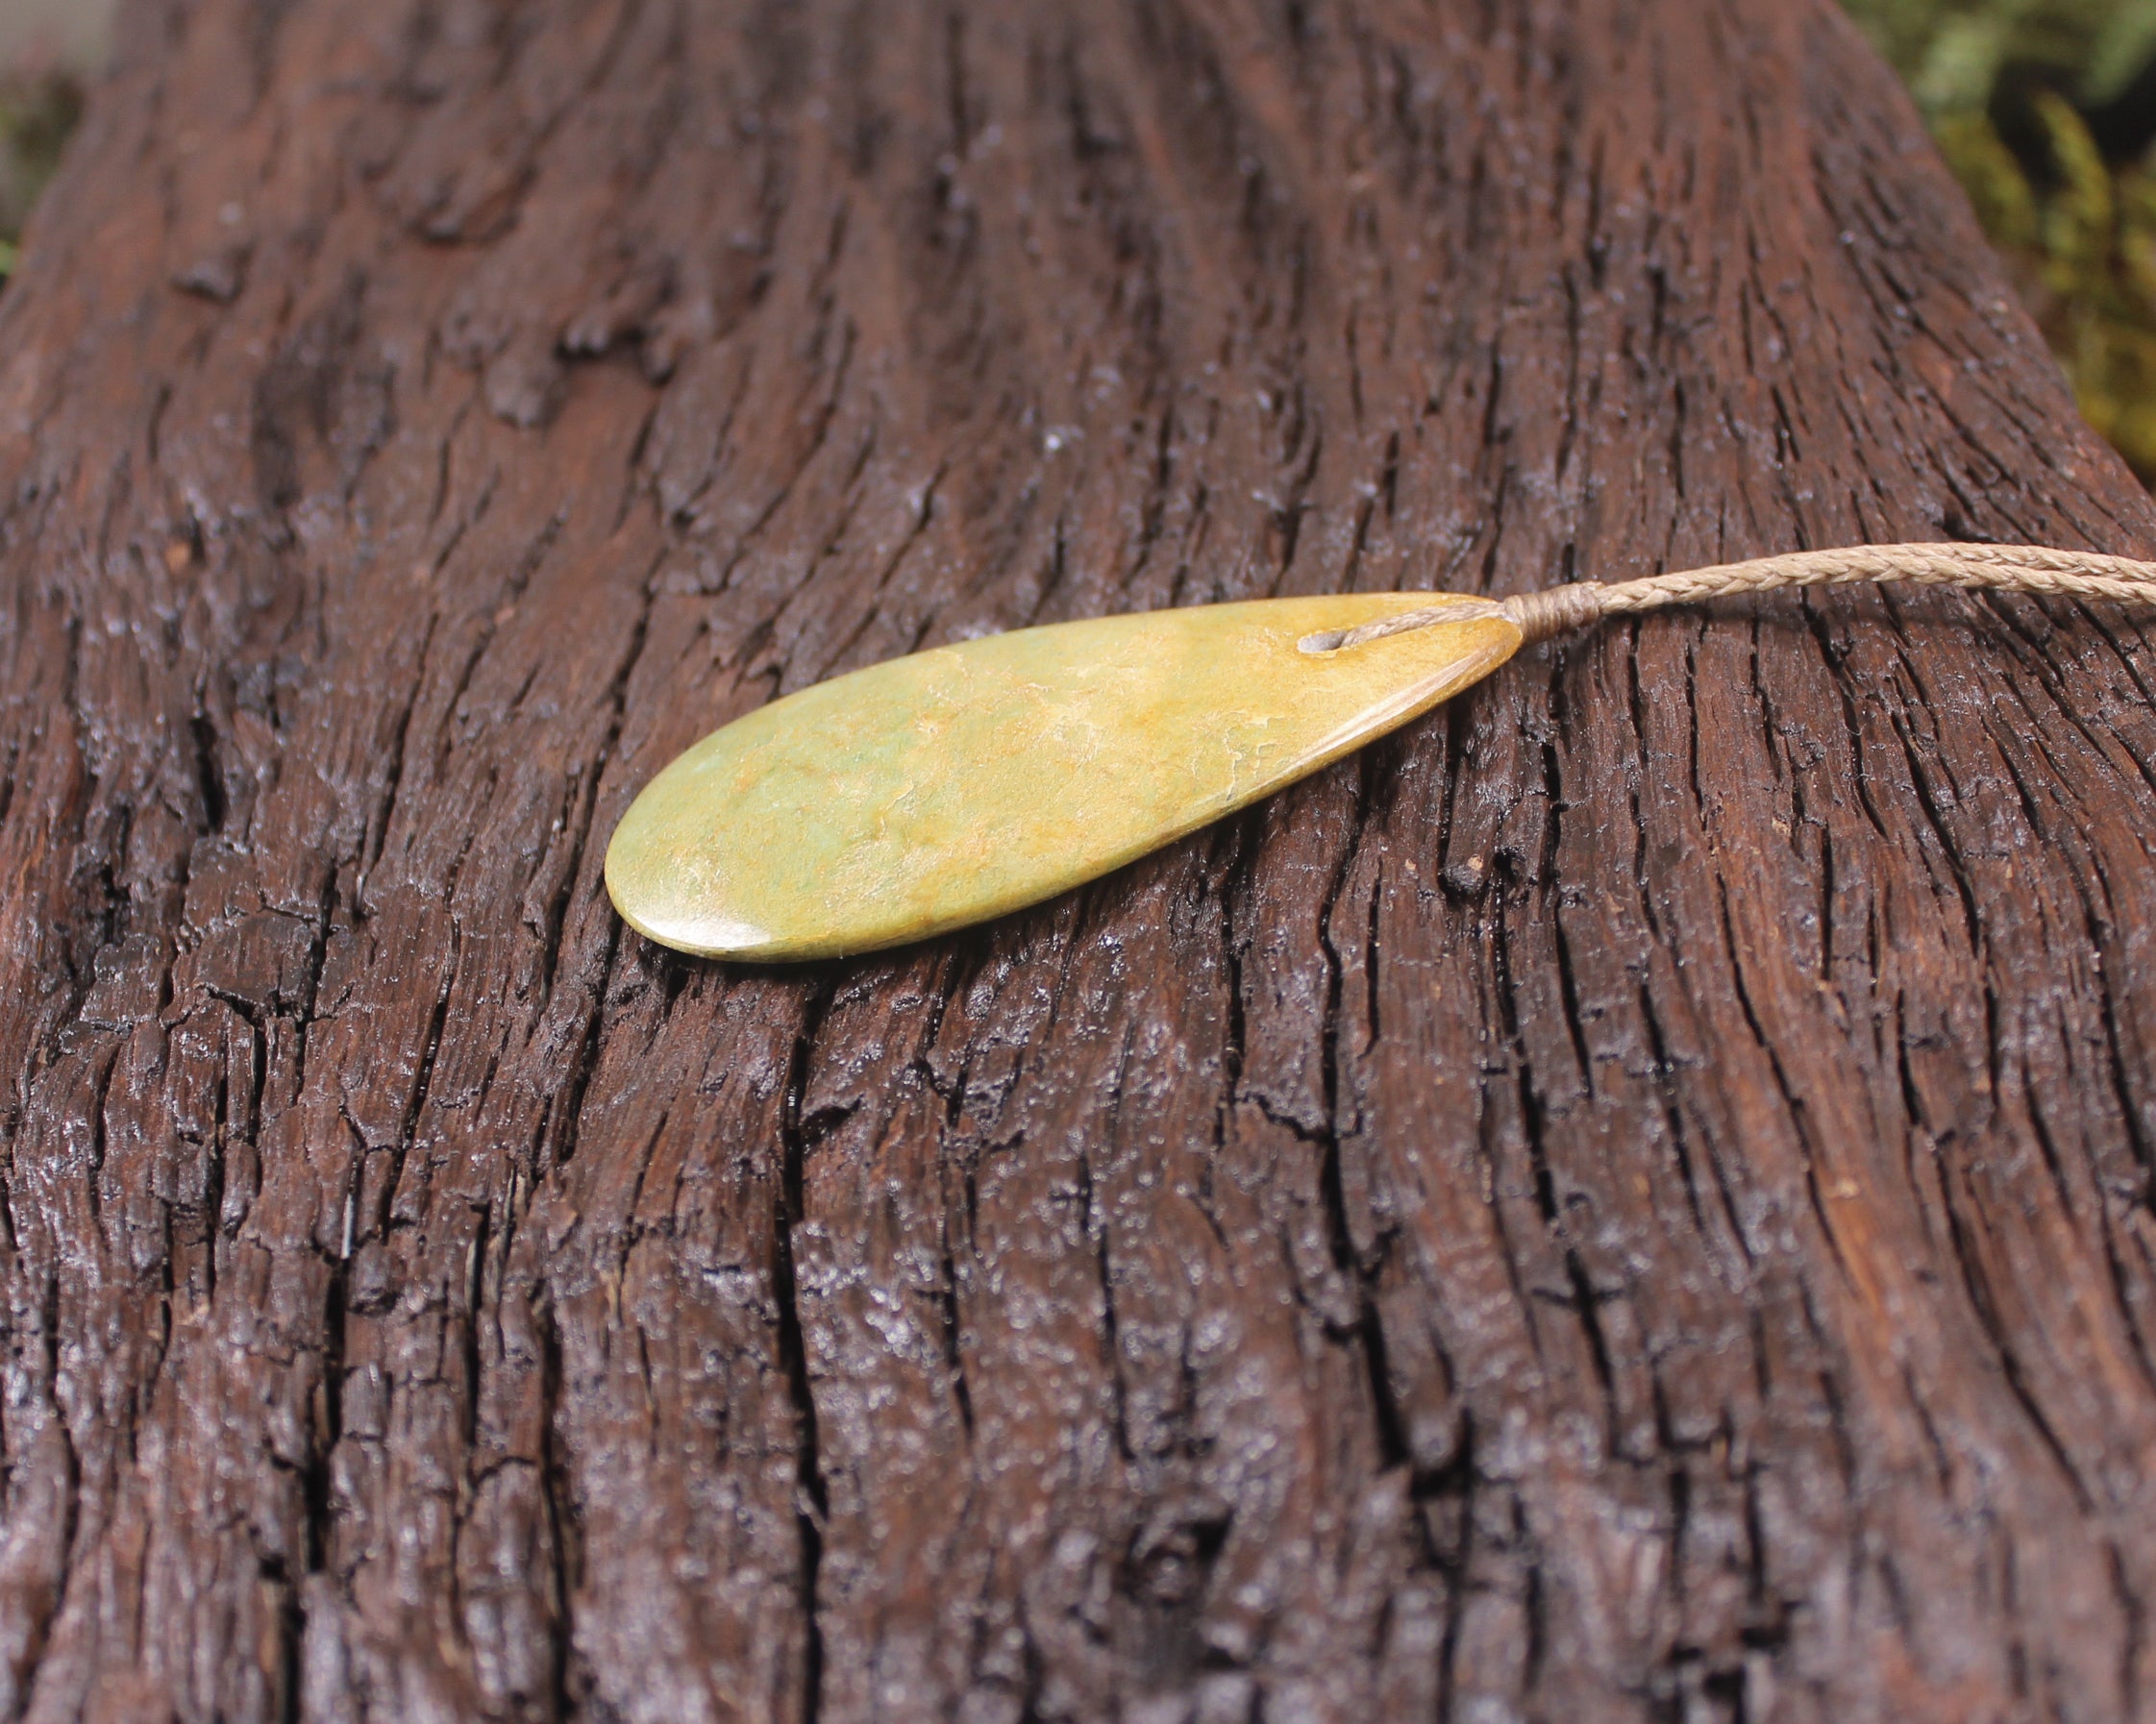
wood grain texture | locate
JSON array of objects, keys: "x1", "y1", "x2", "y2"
[{"x1": 3, "y1": 1, "x2": 2155, "y2": 1719}]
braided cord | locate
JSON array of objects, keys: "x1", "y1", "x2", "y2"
[
  {"x1": 1307, "y1": 544, "x2": 2156, "y2": 653},
  {"x1": 1499, "y1": 543, "x2": 2156, "y2": 645}
]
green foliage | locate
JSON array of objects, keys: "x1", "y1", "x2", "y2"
[
  {"x1": 1847, "y1": 0, "x2": 2156, "y2": 113},
  {"x1": 1843, "y1": 0, "x2": 2156, "y2": 479},
  {"x1": 0, "y1": 65, "x2": 81, "y2": 282}
]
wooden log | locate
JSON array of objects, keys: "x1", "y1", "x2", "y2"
[{"x1": 3, "y1": 1, "x2": 2155, "y2": 1718}]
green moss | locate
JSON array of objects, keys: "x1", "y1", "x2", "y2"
[
  {"x1": 2028, "y1": 101, "x2": 2156, "y2": 476},
  {"x1": 1846, "y1": 0, "x2": 2156, "y2": 112},
  {"x1": 0, "y1": 65, "x2": 82, "y2": 282},
  {"x1": 1934, "y1": 110, "x2": 2042, "y2": 247},
  {"x1": 1843, "y1": 0, "x2": 2156, "y2": 480}
]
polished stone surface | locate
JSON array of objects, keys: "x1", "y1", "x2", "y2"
[{"x1": 606, "y1": 593, "x2": 1522, "y2": 960}]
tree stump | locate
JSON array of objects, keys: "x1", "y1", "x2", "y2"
[{"x1": 5, "y1": 1, "x2": 2156, "y2": 1719}]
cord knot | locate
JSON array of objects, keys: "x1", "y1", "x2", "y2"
[{"x1": 1499, "y1": 582, "x2": 1607, "y2": 645}]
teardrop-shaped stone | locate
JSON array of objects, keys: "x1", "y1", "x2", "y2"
[{"x1": 606, "y1": 593, "x2": 1521, "y2": 961}]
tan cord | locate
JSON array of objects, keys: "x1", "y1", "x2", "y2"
[{"x1": 1303, "y1": 543, "x2": 2156, "y2": 653}]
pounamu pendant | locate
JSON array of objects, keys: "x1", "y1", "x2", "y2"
[{"x1": 605, "y1": 593, "x2": 1521, "y2": 962}]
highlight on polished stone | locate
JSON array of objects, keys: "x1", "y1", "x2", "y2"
[{"x1": 604, "y1": 593, "x2": 1523, "y2": 961}]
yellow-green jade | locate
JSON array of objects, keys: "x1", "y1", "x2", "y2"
[{"x1": 605, "y1": 593, "x2": 1522, "y2": 961}]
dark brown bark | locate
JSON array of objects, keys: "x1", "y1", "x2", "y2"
[{"x1": 4, "y1": 1, "x2": 2156, "y2": 1718}]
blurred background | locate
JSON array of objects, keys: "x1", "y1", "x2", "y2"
[
  {"x1": 1, "y1": 0, "x2": 2153, "y2": 480},
  {"x1": 1840, "y1": 0, "x2": 2156, "y2": 480},
  {"x1": 0, "y1": 0, "x2": 98, "y2": 279}
]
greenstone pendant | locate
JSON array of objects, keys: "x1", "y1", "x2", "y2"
[{"x1": 605, "y1": 593, "x2": 1522, "y2": 961}]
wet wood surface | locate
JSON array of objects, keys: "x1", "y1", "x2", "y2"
[{"x1": 5, "y1": 1, "x2": 2156, "y2": 1719}]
